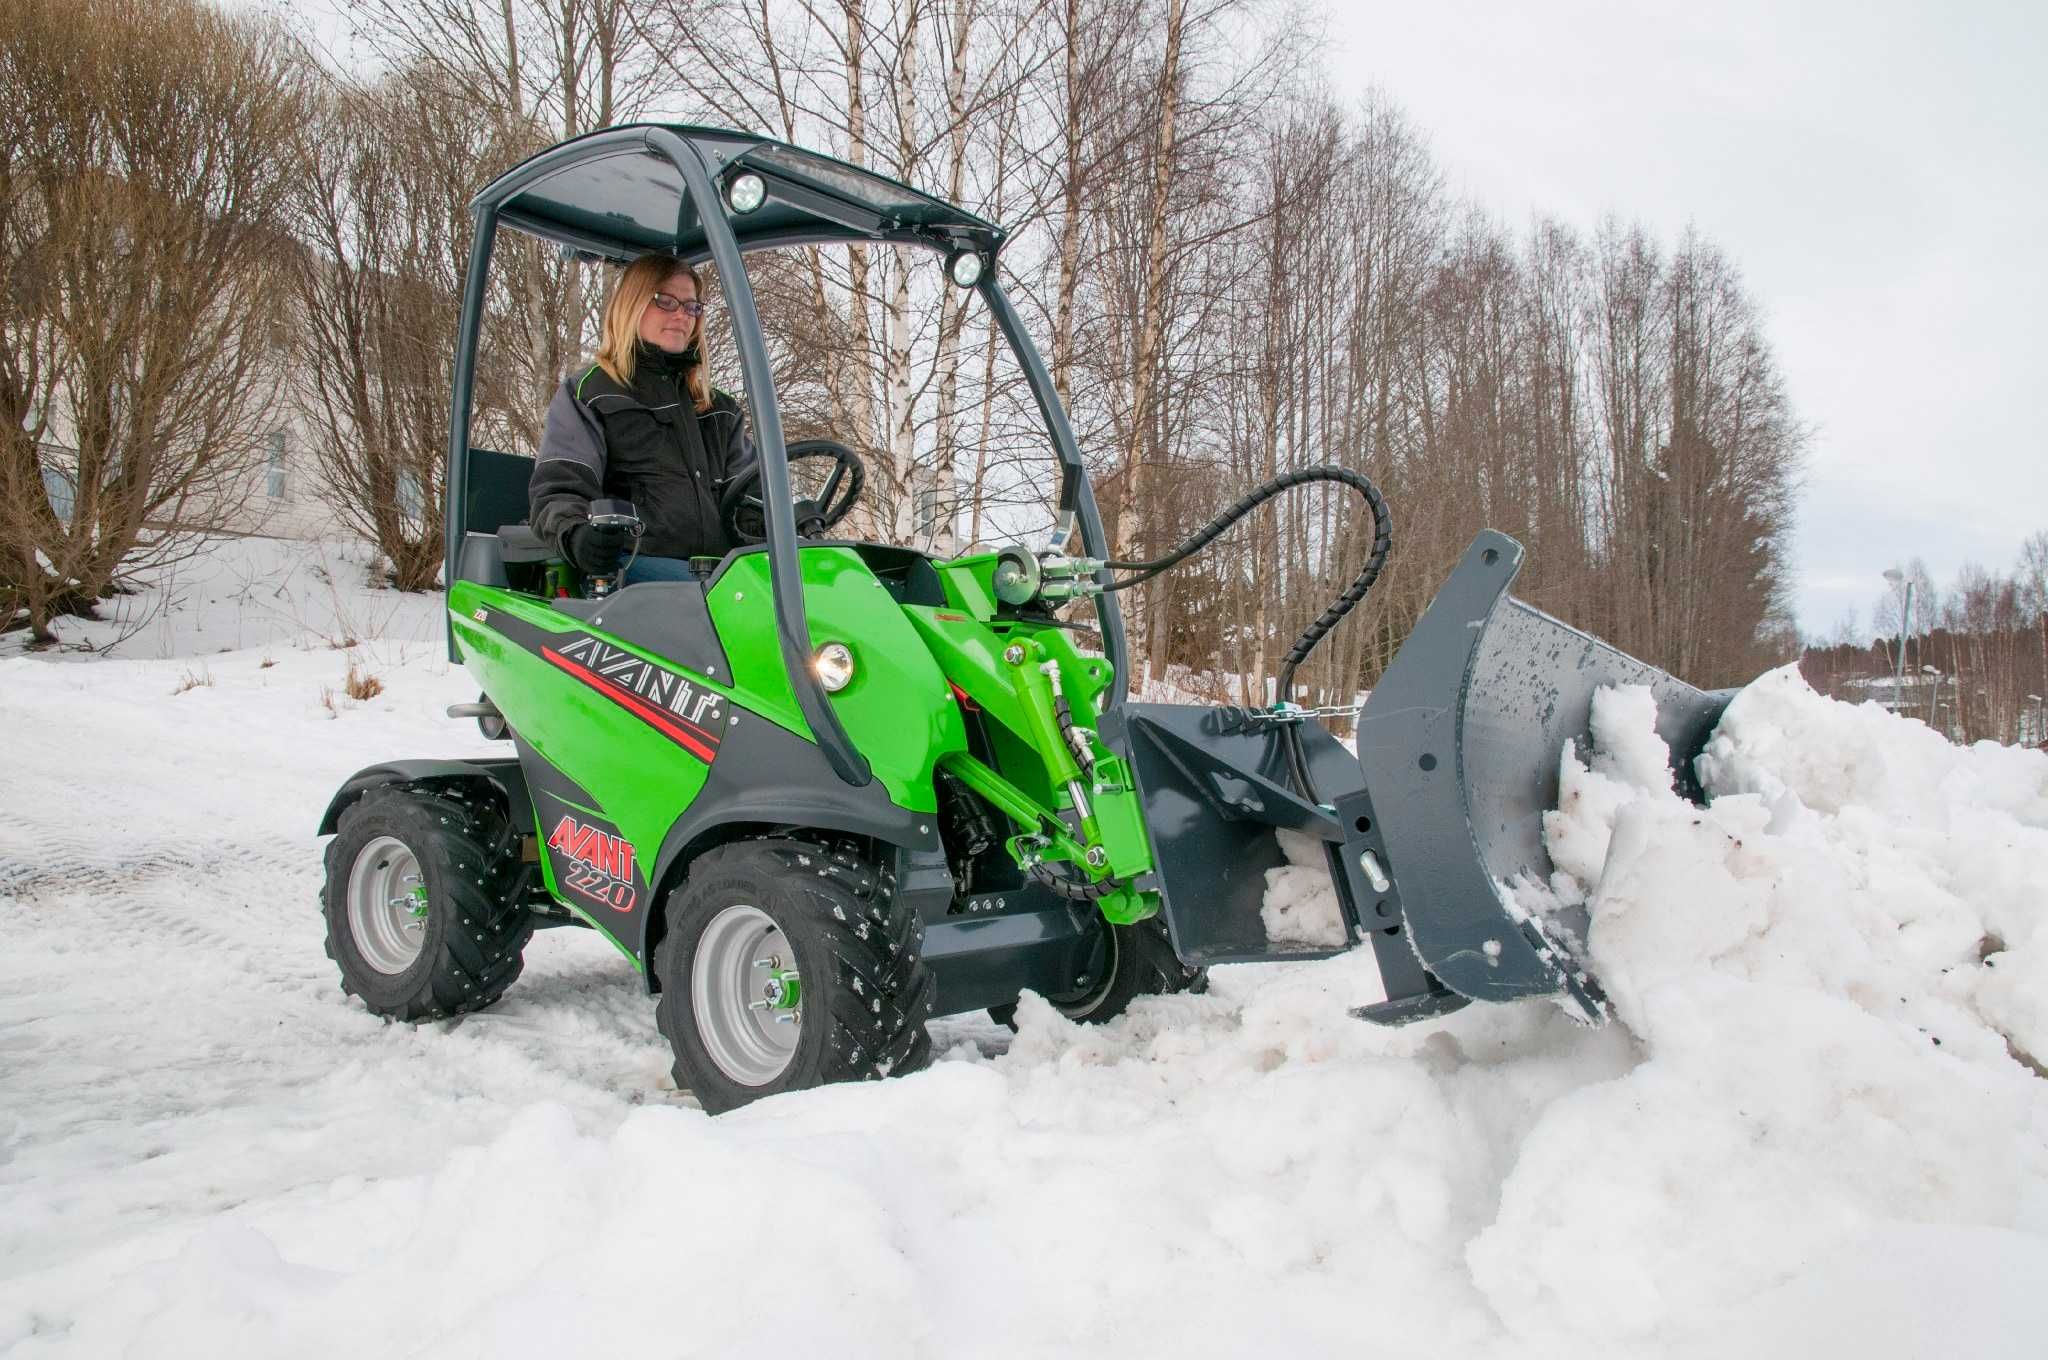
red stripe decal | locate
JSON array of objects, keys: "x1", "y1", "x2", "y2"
[{"x1": 542, "y1": 647, "x2": 720, "y2": 763}]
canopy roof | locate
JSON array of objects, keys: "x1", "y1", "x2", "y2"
[{"x1": 475, "y1": 124, "x2": 1004, "y2": 263}]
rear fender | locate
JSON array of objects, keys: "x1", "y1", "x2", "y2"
[{"x1": 317, "y1": 759, "x2": 534, "y2": 836}]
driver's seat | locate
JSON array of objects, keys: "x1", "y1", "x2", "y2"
[{"x1": 453, "y1": 448, "x2": 553, "y2": 589}]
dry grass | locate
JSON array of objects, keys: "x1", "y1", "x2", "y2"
[
  {"x1": 344, "y1": 663, "x2": 383, "y2": 701},
  {"x1": 172, "y1": 665, "x2": 212, "y2": 695}
]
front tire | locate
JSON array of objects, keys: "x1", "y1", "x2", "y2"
[
  {"x1": 655, "y1": 840, "x2": 935, "y2": 1114},
  {"x1": 321, "y1": 785, "x2": 531, "y2": 1020}
]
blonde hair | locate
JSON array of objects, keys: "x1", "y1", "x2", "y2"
[{"x1": 594, "y1": 253, "x2": 713, "y2": 412}]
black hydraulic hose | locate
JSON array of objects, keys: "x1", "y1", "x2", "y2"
[
  {"x1": 1030, "y1": 858, "x2": 1125, "y2": 902},
  {"x1": 1102, "y1": 465, "x2": 1393, "y2": 808}
]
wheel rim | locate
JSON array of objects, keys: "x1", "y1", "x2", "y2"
[
  {"x1": 1051, "y1": 926, "x2": 1119, "y2": 1017},
  {"x1": 346, "y1": 835, "x2": 428, "y2": 975},
  {"x1": 692, "y1": 904, "x2": 802, "y2": 1087}
]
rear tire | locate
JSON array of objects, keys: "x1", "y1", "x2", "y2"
[
  {"x1": 655, "y1": 840, "x2": 936, "y2": 1114},
  {"x1": 988, "y1": 914, "x2": 1206, "y2": 1029},
  {"x1": 321, "y1": 785, "x2": 531, "y2": 1020}
]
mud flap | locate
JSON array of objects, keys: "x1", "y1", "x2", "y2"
[{"x1": 1352, "y1": 531, "x2": 1736, "y2": 1021}]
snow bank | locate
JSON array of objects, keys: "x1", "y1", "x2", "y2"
[
  {"x1": 0, "y1": 535, "x2": 444, "y2": 661},
  {"x1": 3, "y1": 539, "x2": 2045, "y2": 1358},
  {"x1": 1474, "y1": 667, "x2": 2048, "y2": 1348}
]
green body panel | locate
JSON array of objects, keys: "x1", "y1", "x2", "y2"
[
  {"x1": 703, "y1": 548, "x2": 964, "y2": 814},
  {"x1": 933, "y1": 555, "x2": 1002, "y2": 616},
  {"x1": 448, "y1": 545, "x2": 1163, "y2": 942},
  {"x1": 451, "y1": 582, "x2": 721, "y2": 964}
]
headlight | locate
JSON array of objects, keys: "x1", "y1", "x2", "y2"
[
  {"x1": 726, "y1": 171, "x2": 767, "y2": 214},
  {"x1": 947, "y1": 250, "x2": 984, "y2": 288},
  {"x1": 813, "y1": 641, "x2": 855, "y2": 692}
]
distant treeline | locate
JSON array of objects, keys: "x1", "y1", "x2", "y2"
[
  {"x1": 6, "y1": 0, "x2": 1805, "y2": 703},
  {"x1": 1802, "y1": 542, "x2": 2048, "y2": 746}
]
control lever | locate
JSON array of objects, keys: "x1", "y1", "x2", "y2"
[{"x1": 586, "y1": 498, "x2": 643, "y2": 599}]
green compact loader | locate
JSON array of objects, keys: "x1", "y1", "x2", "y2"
[{"x1": 319, "y1": 126, "x2": 1736, "y2": 1112}]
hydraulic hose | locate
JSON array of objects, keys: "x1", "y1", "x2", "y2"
[{"x1": 1102, "y1": 465, "x2": 1393, "y2": 807}]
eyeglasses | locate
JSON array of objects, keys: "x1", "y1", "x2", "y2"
[{"x1": 649, "y1": 292, "x2": 706, "y2": 317}]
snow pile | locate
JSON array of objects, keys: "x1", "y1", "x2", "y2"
[
  {"x1": 1260, "y1": 828, "x2": 1350, "y2": 947},
  {"x1": 1471, "y1": 667, "x2": 2048, "y2": 1347},
  {"x1": 3, "y1": 537, "x2": 2047, "y2": 1358},
  {"x1": 0, "y1": 535, "x2": 444, "y2": 661}
]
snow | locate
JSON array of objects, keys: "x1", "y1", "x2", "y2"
[
  {"x1": 3, "y1": 544, "x2": 2046, "y2": 1358},
  {"x1": 1259, "y1": 829, "x2": 1350, "y2": 948}
]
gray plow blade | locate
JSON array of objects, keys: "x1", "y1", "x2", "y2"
[
  {"x1": 1105, "y1": 530, "x2": 1734, "y2": 1028},
  {"x1": 1352, "y1": 531, "x2": 1735, "y2": 1022}
]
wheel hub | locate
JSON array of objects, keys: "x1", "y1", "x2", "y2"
[
  {"x1": 692, "y1": 906, "x2": 802, "y2": 1086},
  {"x1": 346, "y1": 835, "x2": 428, "y2": 975}
]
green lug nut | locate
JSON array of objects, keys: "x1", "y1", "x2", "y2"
[{"x1": 764, "y1": 969, "x2": 802, "y2": 1010}]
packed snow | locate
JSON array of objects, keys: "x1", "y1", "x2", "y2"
[
  {"x1": 1259, "y1": 829, "x2": 1350, "y2": 948},
  {"x1": 3, "y1": 540, "x2": 2046, "y2": 1358}
]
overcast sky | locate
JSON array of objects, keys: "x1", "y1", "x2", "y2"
[{"x1": 1320, "y1": 0, "x2": 2048, "y2": 637}]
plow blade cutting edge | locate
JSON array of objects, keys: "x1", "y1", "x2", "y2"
[{"x1": 1111, "y1": 530, "x2": 1737, "y2": 1026}]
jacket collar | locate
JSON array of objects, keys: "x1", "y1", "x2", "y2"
[{"x1": 634, "y1": 339, "x2": 696, "y2": 379}]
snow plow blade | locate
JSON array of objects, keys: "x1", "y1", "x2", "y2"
[
  {"x1": 1107, "y1": 530, "x2": 1734, "y2": 1028},
  {"x1": 1351, "y1": 531, "x2": 1736, "y2": 1022}
]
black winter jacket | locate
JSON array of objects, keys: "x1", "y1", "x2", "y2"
[{"x1": 528, "y1": 344, "x2": 755, "y2": 561}]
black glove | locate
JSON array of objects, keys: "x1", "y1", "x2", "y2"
[{"x1": 565, "y1": 520, "x2": 630, "y2": 576}]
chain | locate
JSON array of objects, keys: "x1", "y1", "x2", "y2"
[{"x1": 1244, "y1": 702, "x2": 1365, "y2": 725}]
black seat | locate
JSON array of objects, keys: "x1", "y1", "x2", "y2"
[
  {"x1": 454, "y1": 447, "x2": 555, "y2": 588},
  {"x1": 467, "y1": 447, "x2": 536, "y2": 535}
]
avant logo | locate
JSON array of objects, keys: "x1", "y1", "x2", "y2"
[
  {"x1": 555, "y1": 634, "x2": 723, "y2": 730},
  {"x1": 546, "y1": 814, "x2": 638, "y2": 912}
]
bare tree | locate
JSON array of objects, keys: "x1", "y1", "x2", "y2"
[
  {"x1": 289, "y1": 63, "x2": 533, "y2": 590},
  {"x1": 1, "y1": 0, "x2": 306, "y2": 641}
]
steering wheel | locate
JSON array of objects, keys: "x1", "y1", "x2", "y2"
[{"x1": 720, "y1": 439, "x2": 866, "y2": 544}]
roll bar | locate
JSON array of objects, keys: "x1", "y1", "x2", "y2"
[{"x1": 444, "y1": 126, "x2": 1129, "y2": 783}]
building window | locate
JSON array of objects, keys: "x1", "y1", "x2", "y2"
[
  {"x1": 266, "y1": 429, "x2": 287, "y2": 498},
  {"x1": 41, "y1": 447, "x2": 76, "y2": 523}
]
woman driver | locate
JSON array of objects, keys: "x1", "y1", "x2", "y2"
[{"x1": 529, "y1": 252, "x2": 753, "y2": 585}]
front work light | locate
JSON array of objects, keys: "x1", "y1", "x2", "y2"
[
  {"x1": 946, "y1": 250, "x2": 984, "y2": 288},
  {"x1": 726, "y1": 171, "x2": 767, "y2": 214},
  {"x1": 813, "y1": 641, "x2": 856, "y2": 692}
]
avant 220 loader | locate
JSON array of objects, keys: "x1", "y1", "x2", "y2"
[{"x1": 318, "y1": 126, "x2": 1737, "y2": 1112}]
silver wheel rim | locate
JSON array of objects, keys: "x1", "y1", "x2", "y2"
[
  {"x1": 346, "y1": 835, "x2": 428, "y2": 975},
  {"x1": 692, "y1": 904, "x2": 801, "y2": 1087}
]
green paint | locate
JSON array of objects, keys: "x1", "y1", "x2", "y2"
[{"x1": 449, "y1": 537, "x2": 1165, "y2": 945}]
